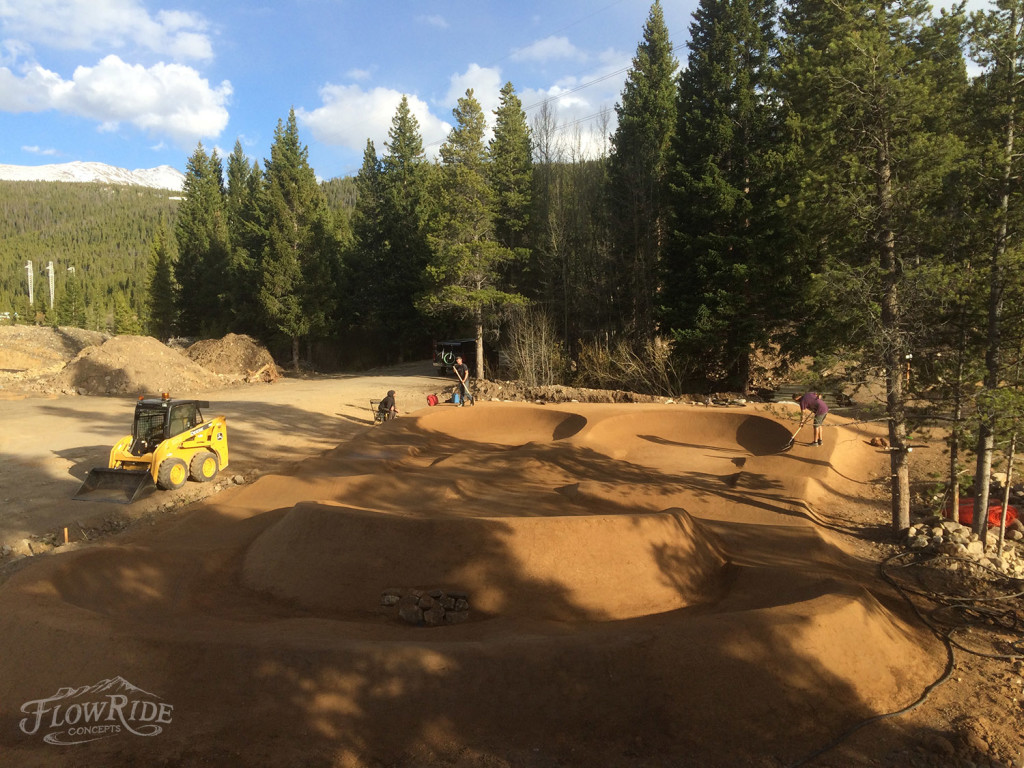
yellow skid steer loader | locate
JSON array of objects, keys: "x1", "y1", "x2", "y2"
[{"x1": 74, "y1": 394, "x2": 229, "y2": 504}]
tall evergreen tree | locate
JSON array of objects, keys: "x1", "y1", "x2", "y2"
[
  {"x1": 663, "y1": 0, "x2": 791, "y2": 391},
  {"x1": 54, "y1": 269, "x2": 86, "y2": 328},
  {"x1": 224, "y1": 140, "x2": 266, "y2": 334},
  {"x1": 351, "y1": 139, "x2": 388, "y2": 330},
  {"x1": 420, "y1": 89, "x2": 526, "y2": 378},
  {"x1": 606, "y1": 1, "x2": 678, "y2": 338},
  {"x1": 489, "y1": 82, "x2": 534, "y2": 261},
  {"x1": 113, "y1": 292, "x2": 142, "y2": 335},
  {"x1": 175, "y1": 143, "x2": 230, "y2": 337},
  {"x1": 259, "y1": 108, "x2": 341, "y2": 369},
  {"x1": 966, "y1": 0, "x2": 1024, "y2": 540},
  {"x1": 780, "y1": 0, "x2": 968, "y2": 530},
  {"x1": 146, "y1": 218, "x2": 178, "y2": 340},
  {"x1": 379, "y1": 97, "x2": 433, "y2": 360}
]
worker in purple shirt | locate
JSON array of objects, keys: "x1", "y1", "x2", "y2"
[{"x1": 793, "y1": 392, "x2": 828, "y2": 446}]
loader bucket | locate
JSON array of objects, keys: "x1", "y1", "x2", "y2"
[{"x1": 73, "y1": 468, "x2": 155, "y2": 504}]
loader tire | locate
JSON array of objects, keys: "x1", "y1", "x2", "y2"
[
  {"x1": 157, "y1": 458, "x2": 188, "y2": 490},
  {"x1": 190, "y1": 451, "x2": 219, "y2": 482}
]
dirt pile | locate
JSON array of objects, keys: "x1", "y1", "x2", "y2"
[
  {"x1": 0, "y1": 326, "x2": 109, "y2": 396},
  {"x1": 0, "y1": 326, "x2": 281, "y2": 396},
  {"x1": 185, "y1": 333, "x2": 279, "y2": 382},
  {"x1": 52, "y1": 335, "x2": 227, "y2": 396}
]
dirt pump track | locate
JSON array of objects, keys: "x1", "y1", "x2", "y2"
[{"x1": 0, "y1": 328, "x2": 1021, "y2": 767}]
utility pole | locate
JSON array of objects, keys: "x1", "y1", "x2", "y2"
[{"x1": 46, "y1": 261, "x2": 55, "y2": 309}]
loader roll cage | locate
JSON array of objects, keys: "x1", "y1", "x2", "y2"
[{"x1": 130, "y1": 397, "x2": 207, "y2": 456}]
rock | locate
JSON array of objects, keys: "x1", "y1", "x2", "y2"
[
  {"x1": 921, "y1": 733, "x2": 956, "y2": 757},
  {"x1": 967, "y1": 540, "x2": 985, "y2": 555},
  {"x1": 397, "y1": 593, "x2": 423, "y2": 624},
  {"x1": 445, "y1": 609, "x2": 469, "y2": 625},
  {"x1": 909, "y1": 535, "x2": 930, "y2": 550},
  {"x1": 422, "y1": 605, "x2": 446, "y2": 626},
  {"x1": 962, "y1": 730, "x2": 989, "y2": 755},
  {"x1": 11, "y1": 539, "x2": 34, "y2": 557}
]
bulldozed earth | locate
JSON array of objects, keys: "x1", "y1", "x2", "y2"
[{"x1": 0, "y1": 325, "x2": 1022, "y2": 768}]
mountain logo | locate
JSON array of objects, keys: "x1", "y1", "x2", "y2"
[{"x1": 19, "y1": 676, "x2": 173, "y2": 745}]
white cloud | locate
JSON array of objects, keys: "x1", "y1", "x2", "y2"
[
  {"x1": 0, "y1": 55, "x2": 231, "y2": 146},
  {"x1": 22, "y1": 144, "x2": 58, "y2": 155},
  {"x1": 511, "y1": 36, "x2": 585, "y2": 63},
  {"x1": 0, "y1": 0, "x2": 213, "y2": 61},
  {"x1": 419, "y1": 15, "x2": 449, "y2": 29},
  {"x1": 444, "y1": 63, "x2": 503, "y2": 123},
  {"x1": 346, "y1": 67, "x2": 373, "y2": 81},
  {"x1": 298, "y1": 84, "x2": 450, "y2": 160}
]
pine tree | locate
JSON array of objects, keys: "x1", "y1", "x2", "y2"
[
  {"x1": 489, "y1": 82, "x2": 533, "y2": 260},
  {"x1": 146, "y1": 218, "x2": 178, "y2": 340},
  {"x1": 224, "y1": 140, "x2": 266, "y2": 334},
  {"x1": 378, "y1": 97, "x2": 433, "y2": 359},
  {"x1": 351, "y1": 139, "x2": 388, "y2": 331},
  {"x1": 54, "y1": 269, "x2": 87, "y2": 328},
  {"x1": 965, "y1": 0, "x2": 1024, "y2": 540},
  {"x1": 259, "y1": 108, "x2": 341, "y2": 370},
  {"x1": 780, "y1": 0, "x2": 968, "y2": 530},
  {"x1": 113, "y1": 292, "x2": 142, "y2": 335},
  {"x1": 420, "y1": 89, "x2": 527, "y2": 378},
  {"x1": 606, "y1": 1, "x2": 678, "y2": 338},
  {"x1": 175, "y1": 143, "x2": 230, "y2": 337},
  {"x1": 662, "y1": 0, "x2": 792, "y2": 391}
]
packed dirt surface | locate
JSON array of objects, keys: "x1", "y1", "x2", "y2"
[{"x1": 0, "y1": 326, "x2": 1022, "y2": 768}]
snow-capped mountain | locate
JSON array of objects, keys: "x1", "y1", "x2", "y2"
[{"x1": 0, "y1": 161, "x2": 185, "y2": 192}]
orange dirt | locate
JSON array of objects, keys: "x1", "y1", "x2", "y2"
[{"x1": 0, "y1": 327, "x2": 1021, "y2": 767}]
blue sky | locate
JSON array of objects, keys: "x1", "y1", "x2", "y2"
[{"x1": 0, "y1": 0, "x2": 701, "y2": 180}]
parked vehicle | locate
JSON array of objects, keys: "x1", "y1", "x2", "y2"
[{"x1": 433, "y1": 338, "x2": 476, "y2": 376}]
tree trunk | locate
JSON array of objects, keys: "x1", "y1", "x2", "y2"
[
  {"x1": 474, "y1": 307, "x2": 485, "y2": 381},
  {"x1": 878, "y1": 129, "x2": 910, "y2": 532},
  {"x1": 949, "y1": 344, "x2": 966, "y2": 518},
  {"x1": 973, "y1": 15, "x2": 1016, "y2": 543},
  {"x1": 291, "y1": 335, "x2": 301, "y2": 372},
  {"x1": 997, "y1": 432, "x2": 1017, "y2": 554}
]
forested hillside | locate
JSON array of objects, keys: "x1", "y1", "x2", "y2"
[{"x1": 0, "y1": 182, "x2": 179, "y2": 326}]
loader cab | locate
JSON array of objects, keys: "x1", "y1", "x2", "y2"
[{"x1": 130, "y1": 396, "x2": 208, "y2": 455}]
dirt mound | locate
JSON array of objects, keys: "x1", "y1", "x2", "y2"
[
  {"x1": 0, "y1": 325, "x2": 107, "y2": 370},
  {"x1": 53, "y1": 335, "x2": 228, "y2": 396},
  {"x1": 0, "y1": 325, "x2": 109, "y2": 396},
  {"x1": 242, "y1": 505, "x2": 728, "y2": 620},
  {"x1": 185, "y1": 333, "x2": 278, "y2": 381}
]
